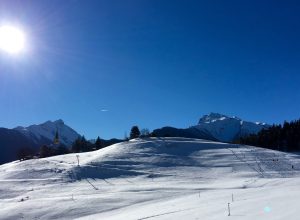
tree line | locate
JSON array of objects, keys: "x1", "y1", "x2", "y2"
[
  {"x1": 17, "y1": 125, "x2": 151, "y2": 160},
  {"x1": 238, "y1": 119, "x2": 300, "y2": 152},
  {"x1": 17, "y1": 119, "x2": 300, "y2": 161}
]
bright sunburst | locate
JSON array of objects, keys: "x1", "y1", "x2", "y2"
[{"x1": 0, "y1": 25, "x2": 25, "y2": 54}]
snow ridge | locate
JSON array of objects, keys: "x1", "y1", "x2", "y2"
[
  {"x1": 194, "y1": 112, "x2": 269, "y2": 142},
  {"x1": 14, "y1": 119, "x2": 80, "y2": 146}
]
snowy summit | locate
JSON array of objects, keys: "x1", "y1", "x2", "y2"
[
  {"x1": 14, "y1": 119, "x2": 80, "y2": 147},
  {"x1": 153, "y1": 113, "x2": 269, "y2": 142},
  {"x1": 194, "y1": 112, "x2": 269, "y2": 142}
]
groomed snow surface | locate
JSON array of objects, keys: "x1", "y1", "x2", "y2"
[{"x1": 1, "y1": 137, "x2": 300, "y2": 220}]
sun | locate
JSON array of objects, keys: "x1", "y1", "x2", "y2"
[{"x1": 0, "y1": 25, "x2": 26, "y2": 54}]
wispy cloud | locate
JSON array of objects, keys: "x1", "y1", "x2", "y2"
[{"x1": 100, "y1": 109, "x2": 109, "y2": 112}]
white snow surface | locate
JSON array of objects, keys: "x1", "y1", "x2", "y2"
[
  {"x1": 14, "y1": 119, "x2": 80, "y2": 146},
  {"x1": 1, "y1": 137, "x2": 300, "y2": 220},
  {"x1": 194, "y1": 113, "x2": 269, "y2": 142}
]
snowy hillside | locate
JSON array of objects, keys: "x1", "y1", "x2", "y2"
[
  {"x1": 194, "y1": 113, "x2": 269, "y2": 142},
  {"x1": 1, "y1": 138, "x2": 300, "y2": 219},
  {"x1": 14, "y1": 119, "x2": 80, "y2": 146}
]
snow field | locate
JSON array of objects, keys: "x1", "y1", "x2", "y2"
[{"x1": 1, "y1": 137, "x2": 300, "y2": 219}]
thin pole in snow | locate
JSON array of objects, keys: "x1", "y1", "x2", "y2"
[
  {"x1": 228, "y1": 203, "x2": 231, "y2": 216},
  {"x1": 76, "y1": 155, "x2": 80, "y2": 166},
  {"x1": 232, "y1": 193, "x2": 234, "y2": 202}
]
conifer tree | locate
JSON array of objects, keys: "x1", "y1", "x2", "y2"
[
  {"x1": 140, "y1": 128, "x2": 150, "y2": 137},
  {"x1": 80, "y1": 136, "x2": 90, "y2": 152},
  {"x1": 240, "y1": 119, "x2": 300, "y2": 152},
  {"x1": 95, "y1": 136, "x2": 102, "y2": 149},
  {"x1": 54, "y1": 130, "x2": 59, "y2": 145},
  {"x1": 130, "y1": 126, "x2": 140, "y2": 139},
  {"x1": 72, "y1": 137, "x2": 82, "y2": 153},
  {"x1": 40, "y1": 145, "x2": 53, "y2": 158}
]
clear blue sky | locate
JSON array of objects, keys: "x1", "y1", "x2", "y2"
[{"x1": 1, "y1": 0, "x2": 300, "y2": 139}]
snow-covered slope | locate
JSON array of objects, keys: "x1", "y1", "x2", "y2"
[
  {"x1": 1, "y1": 138, "x2": 300, "y2": 220},
  {"x1": 193, "y1": 113, "x2": 269, "y2": 142},
  {"x1": 14, "y1": 119, "x2": 80, "y2": 146}
]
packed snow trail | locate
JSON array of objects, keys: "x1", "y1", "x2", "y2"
[{"x1": 228, "y1": 144, "x2": 298, "y2": 178}]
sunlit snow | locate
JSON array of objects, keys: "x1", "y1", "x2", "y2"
[{"x1": 1, "y1": 137, "x2": 299, "y2": 219}]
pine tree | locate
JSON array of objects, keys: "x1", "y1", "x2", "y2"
[
  {"x1": 56, "y1": 145, "x2": 69, "y2": 155},
  {"x1": 17, "y1": 147, "x2": 34, "y2": 160},
  {"x1": 80, "y1": 136, "x2": 89, "y2": 152},
  {"x1": 40, "y1": 145, "x2": 53, "y2": 158},
  {"x1": 130, "y1": 126, "x2": 140, "y2": 139},
  {"x1": 95, "y1": 136, "x2": 102, "y2": 149},
  {"x1": 72, "y1": 137, "x2": 82, "y2": 153},
  {"x1": 239, "y1": 118, "x2": 300, "y2": 152},
  {"x1": 54, "y1": 130, "x2": 59, "y2": 145},
  {"x1": 140, "y1": 128, "x2": 150, "y2": 138}
]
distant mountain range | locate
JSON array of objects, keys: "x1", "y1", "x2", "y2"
[
  {"x1": 0, "y1": 120, "x2": 80, "y2": 164},
  {"x1": 0, "y1": 113, "x2": 269, "y2": 164},
  {"x1": 14, "y1": 119, "x2": 80, "y2": 147},
  {"x1": 153, "y1": 113, "x2": 270, "y2": 142}
]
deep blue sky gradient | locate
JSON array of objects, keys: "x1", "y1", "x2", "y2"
[{"x1": 1, "y1": 0, "x2": 300, "y2": 139}]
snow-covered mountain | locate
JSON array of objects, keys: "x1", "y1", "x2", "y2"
[
  {"x1": 153, "y1": 113, "x2": 269, "y2": 142},
  {"x1": 193, "y1": 113, "x2": 269, "y2": 142},
  {"x1": 0, "y1": 114, "x2": 268, "y2": 165},
  {"x1": 1, "y1": 137, "x2": 300, "y2": 219},
  {"x1": 14, "y1": 119, "x2": 80, "y2": 147},
  {"x1": 0, "y1": 120, "x2": 81, "y2": 164}
]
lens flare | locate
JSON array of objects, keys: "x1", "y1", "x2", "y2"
[
  {"x1": 0, "y1": 25, "x2": 25, "y2": 54},
  {"x1": 264, "y1": 206, "x2": 271, "y2": 213}
]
